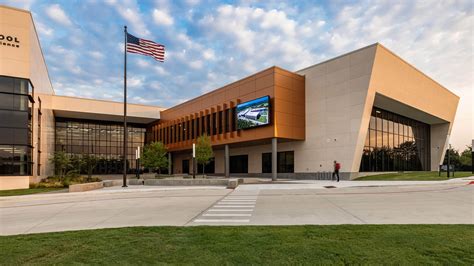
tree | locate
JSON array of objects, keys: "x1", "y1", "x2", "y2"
[
  {"x1": 49, "y1": 151, "x2": 70, "y2": 180},
  {"x1": 69, "y1": 154, "x2": 83, "y2": 177},
  {"x1": 443, "y1": 147, "x2": 461, "y2": 169},
  {"x1": 459, "y1": 145, "x2": 472, "y2": 171},
  {"x1": 142, "y1": 141, "x2": 168, "y2": 175},
  {"x1": 196, "y1": 134, "x2": 214, "y2": 176},
  {"x1": 82, "y1": 154, "x2": 98, "y2": 181}
]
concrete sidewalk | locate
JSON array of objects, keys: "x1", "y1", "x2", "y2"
[
  {"x1": 1, "y1": 179, "x2": 472, "y2": 235},
  {"x1": 236, "y1": 176, "x2": 474, "y2": 190}
]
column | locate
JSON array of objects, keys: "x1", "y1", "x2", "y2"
[
  {"x1": 225, "y1": 144, "x2": 229, "y2": 178},
  {"x1": 168, "y1": 152, "x2": 172, "y2": 175},
  {"x1": 272, "y1": 138, "x2": 277, "y2": 181}
]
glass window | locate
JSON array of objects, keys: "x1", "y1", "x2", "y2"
[
  {"x1": 376, "y1": 117, "x2": 382, "y2": 131},
  {"x1": 369, "y1": 116, "x2": 376, "y2": 129},
  {"x1": 0, "y1": 110, "x2": 28, "y2": 128},
  {"x1": 224, "y1": 109, "x2": 230, "y2": 132},
  {"x1": 0, "y1": 93, "x2": 13, "y2": 110},
  {"x1": 0, "y1": 76, "x2": 14, "y2": 93},
  {"x1": 54, "y1": 118, "x2": 145, "y2": 175},
  {"x1": 262, "y1": 151, "x2": 294, "y2": 173},
  {"x1": 212, "y1": 113, "x2": 217, "y2": 135},
  {"x1": 13, "y1": 95, "x2": 29, "y2": 111},
  {"x1": 218, "y1": 111, "x2": 223, "y2": 134},
  {"x1": 376, "y1": 131, "x2": 382, "y2": 148},
  {"x1": 388, "y1": 120, "x2": 393, "y2": 133},
  {"x1": 0, "y1": 145, "x2": 13, "y2": 161},
  {"x1": 369, "y1": 129, "x2": 376, "y2": 147},
  {"x1": 262, "y1": 153, "x2": 271, "y2": 173},
  {"x1": 360, "y1": 108, "x2": 430, "y2": 172}
]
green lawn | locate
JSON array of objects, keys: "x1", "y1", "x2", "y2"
[
  {"x1": 1, "y1": 225, "x2": 473, "y2": 265},
  {"x1": 356, "y1": 171, "x2": 473, "y2": 181},
  {"x1": 0, "y1": 188, "x2": 64, "y2": 197}
]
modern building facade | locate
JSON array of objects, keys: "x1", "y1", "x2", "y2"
[
  {"x1": 0, "y1": 6, "x2": 163, "y2": 190},
  {"x1": 0, "y1": 5, "x2": 459, "y2": 190}
]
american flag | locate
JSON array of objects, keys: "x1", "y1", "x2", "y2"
[{"x1": 126, "y1": 33, "x2": 165, "y2": 62}]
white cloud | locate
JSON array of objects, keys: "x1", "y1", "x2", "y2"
[
  {"x1": 2, "y1": 0, "x2": 35, "y2": 10},
  {"x1": 136, "y1": 58, "x2": 150, "y2": 68},
  {"x1": 199, "y1": 5, "x2": 317, "y2": 69},
  {"x1": 105, "y1": 1, "x2": 151, "y2": 36},
  {"x1": 154, "y1": 65, "x2": 169, "y2": 75},
  {"x1": 153, "y1": 9, "x2": 174, "y2": 26},
  {"x1": 189, "y1": 60, "x2": 203, "y2": 69},
  {"x1": 35, "y1": 21, "x2": 54, "y2": 37},
  {"x1": 186, "y1": 0, "x2": 200, "y2": 6},
  {"x1": 316, "y1": 0, "x2": 473, "y2": 149},
  {"x1": 45, "y1": 4, "x2": 72, "y2": 26},
  {"x1": 89, "y1": 51, "x2": 104, "y2": 60},
  {"x1": 203, "y1": 49, "x2": 216, "y2": 60},
  {"x1": 128, "y1": 76, "x2": 144, "y2": 88}
]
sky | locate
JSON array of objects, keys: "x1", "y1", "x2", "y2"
[{"x1": 3, "y1": 0, "x2": 473, "y2": 150}]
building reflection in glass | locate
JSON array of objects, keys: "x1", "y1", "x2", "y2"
[
  {"x1": 359, "y1": 107, "x2": 430, "y2": 172},
  {"x1": 55, "y1": 118, "x2": 145, "y2": 174}
]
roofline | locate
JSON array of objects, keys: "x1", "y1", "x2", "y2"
[
  {"x1": 296, "y1": 42, "x2": 459, "y2": 99},
  {"x1": 0, "y1": 4, "x2": 56, "y2": 95},
  {"x1": 163, "y1": 65, "x2": 301, "y2": 112},
  {"x1": 0, "y1": 4, "x2": 30, "y2": 13},
  {"x1": 296, "y1": 43, "x2": 379, "y2": 73},
  {"x1": 375, "y1": 43, "x2": 460, "y2": 99},
  {"x1": 52, "y1": 94, "x2": 166, "y2": 109}
]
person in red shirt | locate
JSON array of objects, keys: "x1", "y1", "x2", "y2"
[{"x1": 333, "y1": 160, "x2": 341, "y2": 182}]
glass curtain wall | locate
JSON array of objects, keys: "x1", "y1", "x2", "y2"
[
  {"x1": 0, "y1": 76, "x2": 33, "y2": 176},
  {"x1": 55, "y1": 118, "x2": 145, "y2": 174},
  {"x1": 262, "y1": 151, "x2": 294, "y2": 173},
  {"x1": 360, "y1": 107, "x2": 430, "y2": 172}
]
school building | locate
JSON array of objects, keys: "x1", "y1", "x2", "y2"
[{"x1": 0, "y1": 5, "x2": 459, "y2": 190}]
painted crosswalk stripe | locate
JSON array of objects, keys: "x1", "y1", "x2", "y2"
[
  {"x1": 207, "y1": 209, "x2": 253, "y2": 212},
  {"x1": 218, "y1": 203, "x2": 255, "y2": 205},
  {"x1": 213, "y1": 205, "x2": 254, "y2": 208},
  {"x1": 203, "y1": 213, "x2": 251, "y2": 217},
  {"x1": 226, "y1": 197, "x2": 257, "y2": 199},
  {"x1": 221, "y1": 200, "x2": 256, "y2": 202},
  {"x1": 194, "y1": 219, "x2": 250, "y2": 223}
]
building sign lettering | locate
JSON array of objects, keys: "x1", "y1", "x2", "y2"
[{"x1": 0, "y1": 34, "x2": 20, "y2": 48}]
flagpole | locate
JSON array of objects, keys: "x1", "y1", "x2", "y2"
[{"x1": 122, "y1": 25, "x2": 128, "y2": 188}]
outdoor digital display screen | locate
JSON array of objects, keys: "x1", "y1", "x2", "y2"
[{"x1": 236, "y1": 96, "x2": 270, "y2": 130}]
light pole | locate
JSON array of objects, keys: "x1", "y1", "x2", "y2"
[
  {"x1": 192, "y1": 143, "x2": 196, "y2": 179},
  {"x1": 447, "y1": 144, "x2": 451, "y2": 178},
  {"x1": 136, "y1": 146, "x2": 140, "y2": 179}
]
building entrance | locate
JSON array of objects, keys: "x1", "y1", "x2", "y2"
[
  {"x1": 182, "y1": 159, "x2": 189, "y2": 174},
  {"x1": 230, "y1": 155, "x2": 248, "y2": 173}
]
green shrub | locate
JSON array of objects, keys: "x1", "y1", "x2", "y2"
[{"x1": 32, "y1": 175, "x2": 101, "y2": 188}]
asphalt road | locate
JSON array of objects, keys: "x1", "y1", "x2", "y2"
[{"x1": 1, "y1": 181, "x2": 473, "y2": 235}]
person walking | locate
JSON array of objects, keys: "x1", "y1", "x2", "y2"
[{"x1": 333, "y1": 160, "x2": 341, "y2": 182}]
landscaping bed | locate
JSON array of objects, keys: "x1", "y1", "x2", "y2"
[
  {"x1": 356, "y1": 171, "x2": 473, "y2": 181},
  {"x1": 1, "y1": 225, "x2": 472, "y2": 264},
  {"x1": 0, "y1": 188, "x2": 64, "y2": 197}
]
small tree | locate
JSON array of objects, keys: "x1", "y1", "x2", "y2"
[
  {"x1": 459, "y1": 145, "x2": 472, "y2": 171},
  {"x1": 443, "y1": 147, "x2": 461, "y2": 169},
  {"x1": 82, "y1": 154, "x2": 98, "y2": 181},
  {"x1": 49, "y1": 151, "x2": 70, "y2": 180},
  {"x1": 69, "y1": 154, "x2": 83, "y2": 177},
  {"x1": 142, "y1": 141, "x2": 168, "y2": 175},
  {"x1": 196, "y1": 134, "x2": 213, "y2": 176}
]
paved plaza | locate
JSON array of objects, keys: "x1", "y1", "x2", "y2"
[{"x1": 1, "y1": 178, "x2": 473, "y2": 235}]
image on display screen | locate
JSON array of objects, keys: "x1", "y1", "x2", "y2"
[{"x1": 236, "y1": 96, "x2": 270, "y2": 129}]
